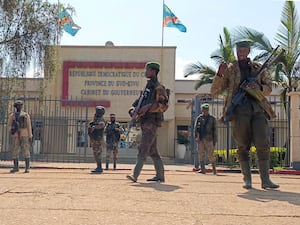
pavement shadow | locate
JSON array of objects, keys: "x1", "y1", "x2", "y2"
[
  {"x1": 131, "y1": 182, "x2": 182, "y2": 192},
  {"x1": 237, "y1": 188, "x2": 300, "y2": 206}
]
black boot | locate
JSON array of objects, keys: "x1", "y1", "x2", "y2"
[
  {"x1": 113, "y1": 159, "x2": 117, "y2": 170},
  {"x1": 25, "y1": 158, "x2": 30, "y2": 173},
  {"x1": 212, "y1": 162, "x2": 217, "y2": 175},
  {"x1": 198, "y1": 161, "x2": 206, "y2": 174},
  {"x1": 147, "y1": 159, "x2": 165, "y2": 182},
  {"x1": 105, "y1": 160, "x2": 109, "y2": 170},
  {"x1": 91, "y1": 161, "x2": 103, "y2": 174},
  {"x1": 10, "y1": 159, "x2": 19, "y2": 173},
  {"x1": 126, "y1": 158, "x2": 144, "y2": 182},
  {"x1": 240, "y1": 161, "x2": 252, "y2": 189},
  {"x1": 258, "y1": 160, "x2": 279, "y2": 189}
]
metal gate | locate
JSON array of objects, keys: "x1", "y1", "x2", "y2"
[
  {"x1": 0, "y1": 96, "x2": 290, "y2": 166},
  {"x1": 189, "y1": 95, "x2": 289, "y2": 168}
]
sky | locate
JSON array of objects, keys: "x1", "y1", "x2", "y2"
[{"x1": 52, "y1": 0, "x2": 300, "y2": 80}]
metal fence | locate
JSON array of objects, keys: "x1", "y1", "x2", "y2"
[
  {"x1": 189, "y1": 95, "x2": 289, "y2": 168},
  {"x1": 0, "y1": 96, "x2": 290, "y2": 167}
]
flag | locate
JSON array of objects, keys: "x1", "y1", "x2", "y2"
[
  {"x1": 163, "y1": 4, "x2": 187, "y2": 32},
  {"x1": 58, "y1": 7, "x2": 81, "y2": 36}
]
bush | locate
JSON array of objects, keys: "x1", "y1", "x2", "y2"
[{"x1": 214, "y1": 147, "x2": 287, "y2": 168}]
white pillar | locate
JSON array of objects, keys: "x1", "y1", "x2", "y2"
[{"x1": 288, "y1": 92, "x2": 300, "y2": 170}]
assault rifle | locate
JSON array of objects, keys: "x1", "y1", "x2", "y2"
[
  {"x1": 126, "y1": 87, "x2": 150, "y2": 139},
  {"x1": 11, "y1": 112, "x2": 20, "y2": 135},
  {"x1": 221, "y1": 45, "x2": 285, "y2": 124}
]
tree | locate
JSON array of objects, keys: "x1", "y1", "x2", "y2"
[
  {"x1": 183, "y1": 27, "x2": 235, "y2": 90},
  {"x1": 235, "y1": 1, "x2": 300, "y2": 109},
  {"x1": 184, "y1": 1, "x2": 300, "y2": 106},
  {"x1": 0, "y1": 0, "x2": 75, "y2": 96}
]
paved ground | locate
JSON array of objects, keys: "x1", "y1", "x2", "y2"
[{"x1": 0, "y1": 161, "x2": 299, "y2": 225}]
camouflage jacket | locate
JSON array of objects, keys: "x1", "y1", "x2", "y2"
[
  {"x1": 194, "y1": 114, "x2": 217, "y2": 143},
  {"x1": 105, "y1": 121, "x2": 122, "y2": 145},
  {"x1": 88, "y1": 117, "x2": 105, "y2": 141},
  {"x1": 210, "y1": 59, "x2": 276, "y2": 120},
  {"x1": 132, "y1": 78, "x2": 169, "y2": 126},
  {"x1": 8, "y1": 111, "x2": 32, "y2": 138}
]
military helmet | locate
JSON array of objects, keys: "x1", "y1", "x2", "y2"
[
  {"x1": 201, "y1": 103, "x2": 209, "y2": 109},
  {"x1": 146, "y1": 62, "x2": 160, "y2": 71},
  {"x1": 235, "y1": 39, "x2": 253, "y2": 49},
  {"x1": 13, "y1": 100, "x2": 23, "y2": 107},
  {"x1": 95, "y1": 106, "x2": 105, "y2": 116}
]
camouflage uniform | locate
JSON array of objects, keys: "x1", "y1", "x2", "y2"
[
  {"x1": 88, "y1": 107, "x2": 106, "y2": 173},
  {"x1": 211, "y1": 46, "x2": 279, "y2": 189},
  {"x1": 127, "y1": 62, "x2": 169, "y2": 183},
  {"x1": 105, "y1": 114, "x2": 123, "y2": 170},
  {"x1": 194, "y1": 106, "x2": 217, "y2": 174},
  {"x1": 7, "y1": 100, "x2": 32, "y2": 173}
]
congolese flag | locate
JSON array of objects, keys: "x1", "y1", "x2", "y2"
[
  {"x1": 163, "y1": 4, "x2": 187, "y2": 32},
  {"x1": 58, "y1": 7, "x2": 81, "y2": 36}
]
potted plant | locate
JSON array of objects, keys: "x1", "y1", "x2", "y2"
[{"x1": 176, "y1": 130, "x2": 190, "y2": 159}]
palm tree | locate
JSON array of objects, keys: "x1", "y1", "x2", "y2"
[
  {"x1": 184, "y1": 1, "x2": 300, "y2": 107},
  {"x1": 183, "y1": 27, "x2": 235, "y2": 90},
  {"x1": 234, "y1": 1, "x2": 300, "y2": 109}
]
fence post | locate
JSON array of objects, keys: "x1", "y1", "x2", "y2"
[{"x1": 288, "y1": 91, "x2": 300, "y2": 170}]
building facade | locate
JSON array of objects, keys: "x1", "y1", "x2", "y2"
[{"x1": 0, "y1": 44, "x2": 291, "y2": 166}]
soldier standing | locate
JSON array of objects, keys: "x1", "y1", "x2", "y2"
[
  {"x1": 211, "y1": 40, "x2": 279, "y2": 189},
  {"x1": 104, "y1": 113, "x2": 123, "y2": 170},
  {"x1": 88, "y1": 106, "x2": 106, "y2": 174},
  {"x1": 7, "y1": 100, "x2": 32, "y2": 173},
  {"x1": 194, "y1": 103, "x2": 217, "y2": 175},
  {"x1": 126, "y1": 62, "x2": 169, "y2": 183}
]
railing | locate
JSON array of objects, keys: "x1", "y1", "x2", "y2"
[{"x1": 0, "y1": 96, "x2": 290, "y2": 167}]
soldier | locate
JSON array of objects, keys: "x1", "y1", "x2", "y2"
[
  {"x1": 88, "y1": 106, "x2": 106, "y2": 174},
  {"x1": 211, "y1": 40, "x2": 279, "y2": 189},
  {"x1": 104, "y1": 113, "x2": 123, "y2": 170},
  {"x1": 126, "y1": 62, "x2": 169, "y2": 183},
  {"x1": 194, "y1": 103, "x2": 217, "y2": 175},
  {"x1": 7, "y1": 100, "x2": 32, "y2": 173}
]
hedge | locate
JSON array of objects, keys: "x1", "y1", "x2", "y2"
[{"x1": 214, "y1": 147, "x2": 287, "y2": 168}]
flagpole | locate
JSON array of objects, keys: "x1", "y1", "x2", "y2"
[
  {"x1": 160, "y1": 0, "x2": 165, "y2": 82},
  {"x1": 161, "y1": 0, "x2": 165, "y2": 47}
]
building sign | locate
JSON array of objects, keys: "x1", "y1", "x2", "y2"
[{"x1": 62, "y1": 61, "x2": 147, "y2": 107}]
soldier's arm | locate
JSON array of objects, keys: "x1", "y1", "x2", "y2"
[
  {"x1": 211, "y1": 62, "x2": 230, "y2": 97},
  {"x1": 212, "y1": 117, "x2": 217, "y2": 145},
  {"x1": 142, "y1": 85, "x2": 168, "y2": 113},
  {"x1": 7, "y1": 113, "x2": 13, "y2": 131},
  {"x1": 194, "y1": 117, "x2": 199, "y2": 140},
  {"x1": 259, "y1": 69, "x2": 272, "y2": 96},
  {"x1": 26, "y1": 113, "x2": 33, "y2": 138}
]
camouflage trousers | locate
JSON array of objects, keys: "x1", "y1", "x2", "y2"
[
  {"x1": 106, "y1": 142, "x2": 118, "y2": 160},
  {"x1": 197, "y1": 139, "x2": 215, "y2": 163},
  {"x1": 232, "y1": 100, "x2": 270, "y2": 161},
  {"x1": 11, "y1": 136, "x2": 30, "y2": 159},
  {"x1": 138, "y1": 120, "x2": 161, "y2": 161},
  {"x1": 91, "y1": 139, "x2": 104, "y2": 162}
]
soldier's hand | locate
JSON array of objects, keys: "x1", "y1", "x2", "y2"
[
  {"x1": 246, "y1": 81, "x2": 261, "y2": 90},
  {"x1": 128, "y1": 107, "x2": 135, "y2": 117},
  {"x1": 138, "y1": 104, "x2": 151, "y2": 116},
  {"x1": 28, "y1": 137, "x2": 33, "y2": 145},
  {"x1": 217, "y1": 62, "x2": 227, "y2": 77}
]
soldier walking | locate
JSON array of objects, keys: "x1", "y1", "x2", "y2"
[{"x1": 126, "y1": 62, "x2": 169, "y2": 183}]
